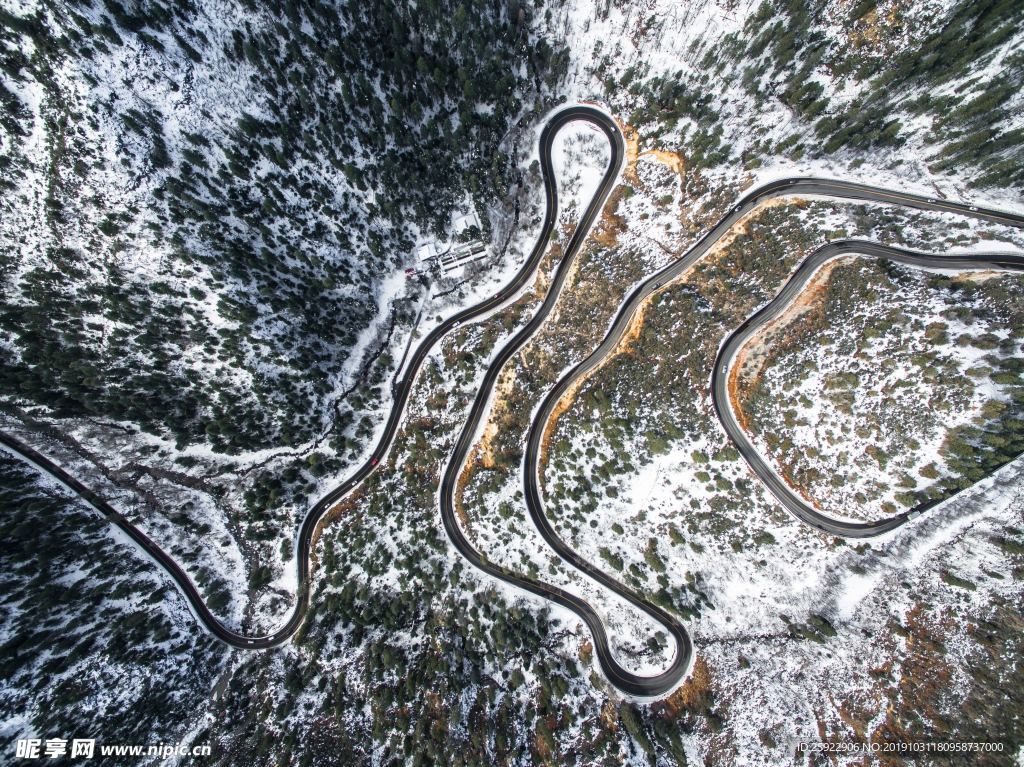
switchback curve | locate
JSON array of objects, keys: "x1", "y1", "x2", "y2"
[
  {"x1": 2, "y1": 107, "x2": 692, "y2": 696},
  {"x1": 523, "y1": 182, "x2": 1024, "y2": 692},
  {"x1": 527, "y1": 183, "x2": 1024, "y2": 547},
  {"x1": 711, "y1": 240, "x2": 1024, "y2": 536},
  {"x1": 3, "y1": 104, "x2": 1024, "y2": 697}
]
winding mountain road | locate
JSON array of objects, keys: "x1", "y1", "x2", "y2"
[
  {"x1": 0, "y1": 105, "x2": 631, "y2": 656},
  {"x1": 3, "y1": 103, "x2": 1024, "y2": 697},
  {"x1": 711, "y1": 241, "x2": 1024, "y2": 537},
  {"x1": 524, "y1": 183, "x2": 1024, "y2": 558}
]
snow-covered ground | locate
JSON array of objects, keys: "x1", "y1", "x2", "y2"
[
  {"x1": 744, "y1": 258, "x2": 1022, "y2": 519},
  {"x1": 548, "y1": 0, "x2": 1024, "y2": 215},
  {"x1": 452, "y1": 118, "x2": 684, "y2": 678},
  {"x1": 535, "y1": 183, "x2": 1024, "y2": 721},
  {"x1": 4, "y1": 0, "x2": 1024, "y2": 761}
]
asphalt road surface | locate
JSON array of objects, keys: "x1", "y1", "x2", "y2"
[
  {"x1": 434, "y1": 109, "x2": 697, "y2": 696},
  {"x1": 516, "y1": 175, "x2": 1022, "y2": 692},
  {"x1": 0, "y1": 106, "x2": 635, "y2": 661},
  {"x1": 710, "y1": 240, "x2": 1024, "y2": 537},
  {"x1": 2, "y1": 104, "x2": 1023, "y2": 696}
]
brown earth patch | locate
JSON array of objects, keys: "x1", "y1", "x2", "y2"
[
  {"x1": 640, "y1": 148, "x2": 685, "y2": 177},
  {"x1": 313, "y1": 489, "x2": 367, "y2": 568},
  {"x1": 954, "y1": 270, "x2": 1008, "y2": 284},
  {"x1": 539, "y1": 274, "x2": 672, "y2": 472},
  {"x1": 724, "y1": 254, "x2": 854, "y2": 508},
  {"x1": 592, "y1": 186, "x2": 628, "y2": 248},
  {"x1": 848, "y1": 3, "x2": 903, "y2": 51},
  {"x1": 531, "y1": 244, "x2": 562, "y2": 300},
  {"x1": 454, "y1": 445, "x2": 481, "y2": 531},
  {"x1": 579, "y1": 639, "x2": 593, "y2": 665},
  {"x1": 600, "y1": 699, "x2": 620, "y2": 731},
  {"x1": 833, "y1": 692, "x2": 878, "y2": 743},
  {"x1": 456, "y1": 162, "x2": 636, "y2": 511},
  {"x1": 728, "y1": 254, "x2": 853, "y2": 419},
  {"x1": 661, "y1": 656, "x2": 713, "y2": 717},
  {"x1": 541, "y1": 199, "x2": 811, "y2": 470},
  {"x1": 539, "y1": 373, "x2": 587, "y2": 481},
  {"x1": 693, "y1": 198, "x2": 808, "y2": 291},
  {"x1": 621, "y1": 121, "x2": 640, "y2": 184},
  {"x1": 479, "y1": 368, "x2": 517, "y2": 469},
  {"x1": 870, "y1": 603, "x2": 957, "y2": 765}
]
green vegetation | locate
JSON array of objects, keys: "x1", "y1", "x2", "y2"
[
  {"x1": 720, "y1": 0, "x2": 1024, "y2": 186},
  {"x1": 0, "y1": 457, "x2": 223, "y2": 742},
  {"x1": 3, "y1": 1, "x2": 1023, "y2": 762},
  {"x1": 940, "y1": 570, "x2": 977, "y2": 591},
  {"x1": 745, "y1": 257, "x2": 1024, "y2": 516},
  {"x1": 206, "y1": 390, "x2": 705, "y2": 765},
  {"x1": 0, "y1": 0, "x2": 562, "y2": 453},
  {"x1": 783, "y1": 613, "x2": 838, "y2": 644}
]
